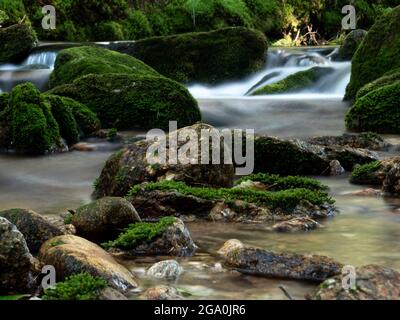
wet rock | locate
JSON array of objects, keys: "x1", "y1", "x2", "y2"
[
  {"x1": 0, "y1": 217, "x2": 37, "y2": 293},
  {"x1": 145, "y1": 285, "x2": 183, "y2": 300},
  {"x1": 308, "y1": 132, "x2": 390, "y2": 151},
  {"x1": 344, "y1": 188, "x2": 381, "y2": 197},
  {"x1": 313, "y1": 265, "x2": 400, "y2": 300},
  {"x1": 271, "y1": 217, "x2": 323, "y2": 232},
  {"x1": 219, "y1": 240, "x2": 342, "y2": 282},
  {"x1": 323, "y1": 146, "x2": 378, "y2": 171},
  {"x1": 0, "y1": 24, "x2": 36, "y2": 62},
  {"x1": 382, "y1": 163, "x2": 400, "y2": 196},
  {"x1": 94, "y1": 123, "x2": 235, "y2": 198},
  {"x1": 0, "y1": 209, "x2": 63, "y2": 254},
  {"x1": 71, "y1": 142, "x2": 96, "y2": 152},
  {"x1": 72, "y1": 197, "x2": 141, "y2": 242},
  {"x1": 147, "y1": 260, "x2": 183, "y2": 280},
  {"x1": 39, "y1": 235, "x2": 138, "y2": 293},
  {"x1": 107, "y1": 218, "x2": 197, "y2": 257},
  {"x1": 217, "y1": 239, "x2": 244, "y2": 257},
  {"x1": 336, "y1": 29, "x2": 367, "y2": 61},
  {"x1": 98, "y1": 287, "x2": 128, "y2": 300},
  {"x1": 329, "y1": 160, "x2": 345, "y2": 176}
]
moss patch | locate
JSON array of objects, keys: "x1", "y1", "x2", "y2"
[
  {"x1": 252, "y1": 67, "x2": 333, "y2": 95},
  {"x1": 128, "y1": 181, "x2": 333, "y2": 211},
  {"x1": 236, "y1": 173, "x2": 328, "y2": 191},
  {"x1": 0, "y1": 23, "x2": 36, "y2": 62},
  {"x1": 356, "y1": 69, "x2": 400, "y2": 99},
  {"x1": 42, "y1": 272, "x2": 107, "y2": 300},
  {"x1": 350, "y1": 161, "x2": 382, "y2": 185},
  {"x1": 102, "y1": 216, "x2": 175, "y2": 250}
]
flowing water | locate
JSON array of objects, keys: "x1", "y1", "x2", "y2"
[{"x1": 0, "y1": 45, "x2": 399, "y2": 300}]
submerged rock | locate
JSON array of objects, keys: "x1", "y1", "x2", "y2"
[
  {"x1": 219, "y1": 240, "x2": 342, "y2": 282},
  {"x1": 39, "y1": 235, "x2": 138, "y2": 293},
  {"x1": 271, "y1": 217, "x2": 323, "y2": 232},
  {"x1": 336, "y1": 29, "x2": 367, "y2": 61},
  {"x1": 329, "y1": 160, "x2": 345, "y2": 176},
  {"x1": 344, "y1": 188, "x2": 381, "y2": 197},
  {"x1": 0, "y1": 24, "x2": 36, "y2": 62},
  {"x1": 94, "y1": 123, "x2": 235, "y2": 198},
  {"x1": 110, "y1": 27, "x2": 268, "y2": 84},
  {"x1": 147, "y1": 260, "x2": 183, "y2": 280},
  {"x1": 72, "y1": 197, "x2": 141, "y2": 242},
  {"x1": 145, "y1": 285, "x2": 183, "y2": 300},
  {"x1": 313, "y1": 265, "x2": 400, "y2": 300},
  {"x1": 0, "y1": 208, "x2": 63, "y2": 253},
  {"x1": 104, "y1": 217, "x2": 197, "y2": 257},
  {"x1": 0, "y1": 217, "x2": 37, "y2": 293}
]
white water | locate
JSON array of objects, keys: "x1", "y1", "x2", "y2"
[{"x1": 188, "y1": 48, "x2": 351, "y2": 99}]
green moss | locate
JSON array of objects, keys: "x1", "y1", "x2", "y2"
[
  {"x1": 0, "y1": 294, "x2": 29, "y2": 300},
  {"x1": 252, "y1": 67, "x2": 333, "y2": 95},
  {"x1": 356, "y1": 69, "x2": 400, "y2": 99},
  {"x1": 236, "y1": 173, "x2": 328, "y2": 191},
  {"x1": 49, "y1": 73, "x2": 201, "y2": 130},
  {"x1": 42, "y1": 273, "x2": 107, "y2": 300},
  {"x1": 0, "y1": 0, "x2": 26, "y2": 25},
  {"x1": 124, "y1": 9, "x2": 153, "y2": 39},
  {"x1": 49, "y1": 239, "x2": 65, "y2": 247},
  {"x1": 128, "y1": 181, "x2": 334, "y2": 211},
  {"x1": 49, "y1": 46, "x2": 159, "y2": 88},
  {"x1": 350, "y1": 161, "x2": 382, "y2": 185},
  {"x1": 0, "y1": 92, "x2": 9, "y2": 112},
  {"x1": 63, "y1": 214, "x2": 73, "y2": 225},
  {"x1": 346, "y1": 81, "x2": 400, "y2": 133},
  {"x1": 345, "y1": 6, "x2": 400, "y2": 100},
  {"x1": 107, "y1": 128, "x2": 118, "y2": 141},
  {"x1": 0, "y1": 23, "x2": 36, "y2": 62},
  {"x1": 96, "y1": 21, "x2": 125, "y2": 41},
  {"x1": 132, "y1": 27, "x2": 267, "y2": 84},
  {"x1": 103, "y1": 216, "x2": 175, "y2": 250}
]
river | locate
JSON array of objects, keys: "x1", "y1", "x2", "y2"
[{"x1": 0, "y1": 45, "x2": 399, "y2": 299}]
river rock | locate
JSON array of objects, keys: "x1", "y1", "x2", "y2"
[
  {"x1": 147, "y1": 260, "x2": 183, "y2": 280},
  {"x1": 313, "y1": 265, "x2": 400, "y2": 300},
  {"x1": 0, "y1": 24, "x2": 36, "y2": 62},
  {"x1": 71, "y1": 142, "x2": 96, "y2": 152},
  {"x1": 329, "y1": 160, "x2": 345, "y2": 176},
  {"x1": 219, "y1": 240, "x2": 342, "y2": 282},
  {"x1": 109, "y1": 218, "x2": 197, "y2": 257},
  {"x1": 110, "y1": 27, "x2": 268, "y2": 84},
  {"x1": 0, "y1": 208, "x2": 63, "y2": 253},
  {"x1": 72, "y1": 197, "x2": 141, "y2": 242},
  {"x1": 382, "y1": 162, "x2": 400, "y2": 196},
  {"x1": 336, "y1": 29, "x2": 367, "y2": 61},
  {"x1": 344, "y1": 188, "x2": 381, "y2": 197},
  {"x1": 271, "y1": 217, "x2": 323, "y2": 232},
  {"x1": 39, "y1": 235, "x2": 138, "y2": 293},
  {"x1": 94, "y1": 123, "x2": 235, "y2": 198},
  {"x1": 0, "y1": 217, "x2": 37, "y2": 293},
  {"x1": 98, "y1": 287, "x2": 128, "y2": 300},
  {"x1": 144, "y1": 285, "x2": 183, "y2": 300}
]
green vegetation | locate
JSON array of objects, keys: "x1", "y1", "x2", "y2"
[
  {"x1": 356, "y1": 70, "x2": 400, "y2": 99},
  {"x1": 128, "y1": 181, "x2": 333, "y2": 211},
  {"x1": 345, "y1": 6, "x2": 400, "y2": 100},
  {"x1": 132, "y1": 27, "x2": 267, "y2": 84},
  {"x1": 0, "y1": 294, "x2": 29, "y2": 300},
  {"x1": 102, "y1": 216, "x2": 175, "y2": 249},
  {"x1": 346, "y1": 82, "x2": 400, "y2": 133},
  {"x1": 42, "y1": 273, "x2": 107, "y2": 300},
  {"x1": 0, "y1": 23, "x2": 36, "y2": 62},
  {"x1": 236, "y1": 173, "x2": 328, "y2": 191},
  {"x1": 252, "y1": 67, "x2": 333, "y2": 95},
  {"x1": 350, "y1": 161, "x2": 382, "y2": 185}
]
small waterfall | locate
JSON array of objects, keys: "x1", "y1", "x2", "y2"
[{"x1": 187, "y1": 47, "x2": 351, "y2": 99}]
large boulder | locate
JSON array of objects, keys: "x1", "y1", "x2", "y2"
[
  {"x1": 0, "y1": 217, "x2": 37, "y2": 294},
  {"x1": 103, "y1": 217, "x2": 197, "y2": 257},
  {"x1": 218, "y1": 240, "x2": 342, "y2": 282},
  {"x1": 94, "y1": 123, "x2": 234, "y2": 198},
  {"x1": 48, "y1": 46, "x2": 201, "y2": 130},
  {"x1": 345, "y1": 81, "x2": 400, "y2": 133},
  {"x1": 251, "y1": 67, "x2": 334, "y2": 95},
  {"x1": 345, "y1": 6, "x2": 400, "y2": 100},
  {"x1": 39, "y1": 235, "x2": 138, "y2": 293},
  {"x1": 313, "y1": 265, "x2": 400, "y2": 300},
  {"x1": 336, "y1": 29, "x2": 367, "y2": 61},
  {"x1": 356, "y1": 68, "x2": 400, "y2": 100},
  {"x1": 0, "y1": 24, "x2": 36, "y2": 62},
  {"x1": 0, "y1": 208, "x2": 63, "y2": 253},
  {"x1": 72, "y1": 197, "x2": 141, "y2": 242},
  {"x1": 110, "y1": 27, "x2": 268, "y2": 84}
]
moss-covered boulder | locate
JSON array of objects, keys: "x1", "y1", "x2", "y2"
[
  {"x1": 110, "y1": 27, "x2": 268, "y2": 84},
  {"x1": 49, "y1": 46, "x2": 159, "y2": 88},
  {"x1": 0, "y1": 23, "x2": 36, "y2": 62},
  {"x1": 336, "y1": 29, "x2": 367, "y2": 61},
  {"x1": 0, "y1": 208, "x2": 63, "y2": 254},
  {"x1": 345, "y1": 6, "x2": 400, "y2": 100},
  {"x1": 93, "y1": 123, "x2": 234, "y2": 198},
  {"x1": 251, "y1": 67, "x2": 334, "y2": 95},
  {"x1": 356, "y1": 69, "x2": 400, "y2": 100},
  {"x1": 49, "y1": 73, "x2": 201, "y2": 130},
  {"x1": 72, "y1": 197, "x2": 141, "y2": 242},
  {"x1": 39, "y1": 235, "x2": 138, "y2": 293},
  {"x1": 345, "y1": 82, "x2": 400, "y2": 133},
  {"x1": 103, "y1": 217, "x2": 197, "y2": 257}
]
